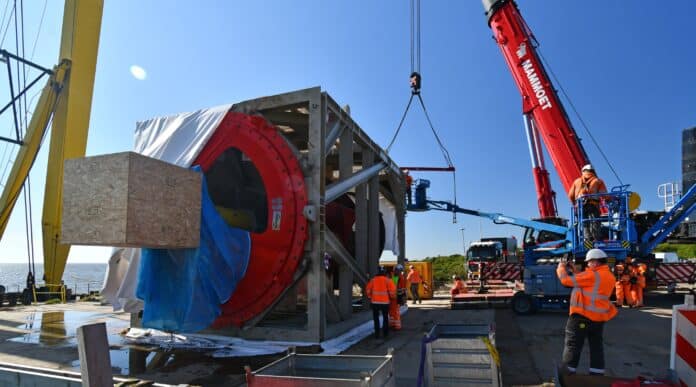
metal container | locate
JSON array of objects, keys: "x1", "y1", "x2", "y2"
[
  {"x1": 423, "y1": 324, "x2": 501, "y2": 386},
  {"x1": 246, "y1": 349, "x2": 395, "y2": 387}
]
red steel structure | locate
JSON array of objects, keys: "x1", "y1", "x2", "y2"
[{"x1": 483, "y1": 0, "x2": 590, "y2": 219}]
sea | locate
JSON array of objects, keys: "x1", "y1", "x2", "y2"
[{"x1": 0, "y1": 263, "x2": 107, "y2": 294}]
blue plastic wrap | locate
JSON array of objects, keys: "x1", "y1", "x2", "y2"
[{"x1": 136, "y1": 166, "x2": 251, "y2": 332}]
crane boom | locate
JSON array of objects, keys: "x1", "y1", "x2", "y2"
[
  {"x1": 42, "y1": 0, "x2": 103, "y2": 286},
  {"x1": 483, "y1": 0, "x2": 590, "y2": 218},
  {"x1": 0, "y1": 0, "x2": 102, "y2": 287}
]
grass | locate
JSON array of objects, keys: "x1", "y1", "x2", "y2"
[{"x1": 653, "y1": 243, "x2": 696, "y2": 259}]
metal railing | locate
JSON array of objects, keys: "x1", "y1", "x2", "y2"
[{"x1": 32, "y1": 283, "x2": 66, "y2": 304}]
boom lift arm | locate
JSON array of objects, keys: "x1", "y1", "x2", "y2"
[{"x1": 412, "y1": 179, "x2": 570, "y2": 256}]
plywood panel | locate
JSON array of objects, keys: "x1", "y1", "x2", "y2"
[{"x1": 61, "y1": 152, "x2": 200, "y2": 248}]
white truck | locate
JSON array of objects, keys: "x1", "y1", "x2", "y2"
[{"x1": 466, "y1": 241, "x2": 503, "y2": 280}]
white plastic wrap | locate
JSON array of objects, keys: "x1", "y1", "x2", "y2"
[{"x1": 101, "y1": 105, "x2": 231, "y2": 311}]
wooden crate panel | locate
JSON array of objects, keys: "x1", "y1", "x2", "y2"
[{"x1": 61, "y1": 152, "x2": 201, "y2": 248}]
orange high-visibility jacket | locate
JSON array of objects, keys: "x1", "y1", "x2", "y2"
[
  {"x1": 366, "y1": 275, "x2": 397, "y2": 304},
  {"x1": 568, "y1": 175, "x2": 607, "y2": 204},
  {"x1": 557, "y1": 264, "x2": 618, "y2": 322},
  {"x1": 453, "y1": 279, "x2": 465, "y2": 291},
  {"x1": 407, "y1": 269, "x2": 422, "y2": 284}
]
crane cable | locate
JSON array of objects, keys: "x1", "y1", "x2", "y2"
[
  {"x1": 535, "y1": 48, "x2": 624, "y2": 186},
  {"x1": 386, "y1": 0, "x2": 458, "y2": 219}
]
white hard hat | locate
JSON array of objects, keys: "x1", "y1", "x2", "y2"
[
  {"x1": 584, "y1": 248, "x2": 607, "y2": 261},
  {"x1": 582, "y1": 164, "x2": 594, "y2": 172},
  {"x1": 396, "y1": 264, "x2": 404, "y2": 271}
]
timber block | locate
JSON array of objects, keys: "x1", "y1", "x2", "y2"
[{"x1": 61, "y1": 151, "x2": 201, "y2": 248}]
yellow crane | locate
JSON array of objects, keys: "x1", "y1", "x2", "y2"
[{"x1": 0, "y1": 0, "x2": 103, "y2": 288}]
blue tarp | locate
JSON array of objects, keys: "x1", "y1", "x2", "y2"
[{"x1": 136, "y1": 167, "x2": 251, "y2": 332}]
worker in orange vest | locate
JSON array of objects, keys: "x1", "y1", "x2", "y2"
[
  {"x1": 366, "y1": 266, "x2": 397, "y2": 339},
  {"x1": 568, "y1": 164, "x2": 607, "y2": 241},
  {"x1": 450, "y1": 275, "x2": 466, "y2": 297},
  {"x1": 629, "y1": 262, "x2": 647, "y2": 307},
  {"x1": 557, "y1": 249, "x2": 617, "y2": 376},
  {"x1": 388, "y1": 264, "x2": 407, "y2": 330},
  {"x1": 614, "y1": 263, "x2": 633, "y2": 307},
  {"x1": 404, "y1": 170, "x2": 413, "y2": 207},
  {"x1": 406, "y1": 265, "x2": 423, "y2": 304}
]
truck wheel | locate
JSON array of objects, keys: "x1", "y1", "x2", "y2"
[{"x1": 512, "y1": 292, "x2": 534, "y2": 315}]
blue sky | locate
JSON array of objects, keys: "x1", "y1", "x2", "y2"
[{"x1": 1, "y1": 1, "x2": 695, "y2": 263}]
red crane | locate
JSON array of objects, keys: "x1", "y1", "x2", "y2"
[{"x1": 482, "y1": 0, "x2": 590, "y2": 220}]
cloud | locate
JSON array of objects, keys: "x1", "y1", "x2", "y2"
[{"x1": 130, "y1": 65, "x2": 147, "y2": 80}]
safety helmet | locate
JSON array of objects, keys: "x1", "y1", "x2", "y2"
[
  {"x1": 582, "y1": 164, "x2": 594, "y2": 172},
  {"x1": 584, "y1": 248, "x2": 607, "y2": 262},
  {"x1": 395, "y1": 264, "x2": 404, "y2": 271}
]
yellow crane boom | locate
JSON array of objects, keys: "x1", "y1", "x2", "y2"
[{"x1": 0, "y1": 0, "x2": 102, "y2": 286}]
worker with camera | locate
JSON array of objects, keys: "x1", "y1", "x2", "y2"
[{"x1": 556, "y1": 249, "x2": 617, "y2": 376}]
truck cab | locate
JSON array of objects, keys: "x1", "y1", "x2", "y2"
[{"x1": 466, "y1": 241, "x2": 503, "y2": 280}]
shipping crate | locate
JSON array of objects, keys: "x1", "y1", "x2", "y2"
[{"x1": 61, "y1": 152, "x2": 201, "y2": 248}]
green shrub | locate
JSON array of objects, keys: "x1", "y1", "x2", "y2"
[
  {"x1": 653, "y1": 243, "x2": 696, "y2": 259},
  {"x1": 423, "y1": 254, "x2": 467, "y2": 286}
]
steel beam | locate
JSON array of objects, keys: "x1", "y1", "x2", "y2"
[
  {"x1": 326, "y1": 230, "x2": 368, "y2": 286},
  {"x1": 324, "y1": 120, "x2": 344, "y2": 155},
  {"x1": 337, "y1": 122, "x2": 354, "y2": 318},
  {"x1": 325, "y1": 162, "x2": 386, "y2": 203},
  {"x1": 306, "y1": 90, "x2": 327, "y2": 341}
]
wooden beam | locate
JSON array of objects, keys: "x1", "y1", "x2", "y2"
[{"x1": 76, "y1": 323, "x2": 112, "y2": 387}]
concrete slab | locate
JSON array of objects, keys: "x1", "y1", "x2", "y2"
[
  {"x1": 0, "y1": 290, "x2": 684, "y2": 386},
  {"x1": 341, "y1": 295, "x2": 494, "y2": 386},
  {"x1": 497, "y1": 290, "x2": 683, "y2": 385}
]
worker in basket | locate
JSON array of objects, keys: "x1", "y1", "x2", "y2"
[
  {"x1": 404, "y1": 170, "x2": 413, "y2": 207},
  {"x1": 568, "y1": 164, "x2": 607, "y2": 242},
  {"x1": 557, "y1": 249, "x2": 617, "y2": 377}
]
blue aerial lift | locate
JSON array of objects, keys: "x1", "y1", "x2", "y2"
[{"x1": 410, "y1": 178, "x2": 696, "y2": 313}]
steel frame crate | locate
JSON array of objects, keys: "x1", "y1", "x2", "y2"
[
  {"x1": 423, "y1": 324, "x2": 501, "y2": 386},
  {"x1": 246, "y1": 349, "x2": 395, "y2": 387}
]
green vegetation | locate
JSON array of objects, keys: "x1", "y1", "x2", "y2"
[
  {"x1": 423, "y1": 254, "x2": 467, "y2": 286},
  {"x1": 653, "y1": 243, "x2": 696, "y2": 259}
]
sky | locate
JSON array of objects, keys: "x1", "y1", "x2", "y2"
[{"x1": 0, "y1": 1, "x2": 695, "y2": 263}]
